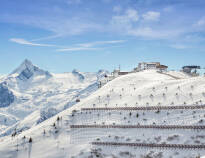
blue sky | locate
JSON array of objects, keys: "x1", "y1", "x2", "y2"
[{"x1": 1, "y1": 0, "x2": 205, "y2": 74}]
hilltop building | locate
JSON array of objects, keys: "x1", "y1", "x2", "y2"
[
  {"x1": 156, "y1": 64, "x2": 168, "y2": 72},
  {"x1": 98, "y1": 69, "x2": 130, "y2": 88},
  {"x1": 98, "y1": 62, "x2": 168, "y2": 88},
  {"x1": 137, "y1": 62, "x2": 168, "y2": 72},
  {"x1": 112, "y1": 69, "x2": 129, "y2": 78},
  {"x1": 182, "y1": 65, "x2": 200, "y2": 76}
]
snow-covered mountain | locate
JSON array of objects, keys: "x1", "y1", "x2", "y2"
[
  {"x1": 0, "y1": 82, "x2": 15, "y2": 108},
  {"x1": 0, "y1": 59, "x2": 109, "y2": 136},
  {"x1": 0, "y1": 69, "x2": 205, "y2": 158},
  {"x1": 11, "y1": 59, "x2": 52, "y2": 80}
]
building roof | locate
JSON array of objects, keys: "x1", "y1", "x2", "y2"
[
  {"x1": 156, "y1": 65, "x2": 168, "y2": 69},
  {"x1": 140, "y1": 62, "x2": 160, "y2": 64},
  {"x1": 182, "y1": 65, "x2": 200, "y2": 69}
]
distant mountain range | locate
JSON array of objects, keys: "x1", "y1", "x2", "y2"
[{"x1": 0, "y1": 59, "x2": 109, "y2": 136}]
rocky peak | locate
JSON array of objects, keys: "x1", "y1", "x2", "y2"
[
  {"x1": 10, "y1": 59, "x2": 52, "y2": 80},
  {"x1": 72, "y1": 69, "x2": 85, "y2": 80}
]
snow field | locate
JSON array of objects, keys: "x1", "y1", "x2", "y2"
[{"x1": 1, "y1": 70, "x2": 205, "y2": 157}]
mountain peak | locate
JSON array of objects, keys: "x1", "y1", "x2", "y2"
[
  {"x1": 72, "y1": 69, "x2": 85, "y2": 80},
  {"x1": 22, "y1": 59, "x2": 32, "y2": 66},
  {"x1": 11, "y1": 59, "x2": 34, "y2": 75},
  {"x1": 10, "y1": 59, "x2": 52, "y2": 80}
]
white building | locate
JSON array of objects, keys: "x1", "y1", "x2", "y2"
[
  {"x1": 111, "y1": 69, "x2": 129, "y2": 77},
  {"x1": 99, "y1": 62, "x2": 168, "y2": 88},
  {"x1": 112, "y1": 69, "x2": 120, "y2": 78},
  {"x1": 98, "y1": 69, "x2": 130, "y2": 88},
  {"x1": 138, "y1": 62, "x2": 168, "y2": 71},
  {"x1": 138, "y1": 62, "x2": 160, "y2": 70}
]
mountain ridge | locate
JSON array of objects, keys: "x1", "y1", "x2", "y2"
[
  {"x1": 10, "y1": 59, "x2": 52, "y2": 80},
  {"x1": 0, "y1": 59, "x2": 109, "y2": 136}
]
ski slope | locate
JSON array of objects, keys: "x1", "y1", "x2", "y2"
[{"x1": 1, "y1": 69, "x2": 205, "y2": 158}]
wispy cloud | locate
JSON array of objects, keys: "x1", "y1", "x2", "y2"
[
  {"x1": 57, "y1": 40, "x2": 126, "y2": 52},
  {"x1": 110, "y1": 8, "x2": 183, "y2": 39},
  {"x1": 1, "y1": 3, "x2": 198, "y2": 43},
  {"x1": 110, "y1": 8, "x2": 140, "y2": 34},
  {"x1": 170, "y1": 44, "x2": 190, "y2": 49},
  {"x1": 10, "y1": 38, "x2": 126, "y2": 52},
  {"x1": 31, "y1": 35, "x2": 62, "y2": 42},
  {"x1": 2, "y1": 14, "x2": 103, "y2": 39},
  {"x1": 163, "y1": 6, "x2": 174, "y2": 12},
  {"x1": 113, "y1": 5, "x2": 122, "y2": 13},
  {"x1": 10, "y1": 38, "x2": 56, "y2": 47},
  {"x1": 142, "y1": 11, "x2": 160, "y2": 21},
  {"x1": 195, "y1": 17, "x2": 205, "y2": 27},
  {"x1": 57, "y1": 47, "x2": 98, "y2": 52},
  {"x1": 111, "y1": 9, "x2": 139, "y2": 27},
  {"x1": 4, "y1": 1, "x2": 205, "y2": 46},
  {"x1": 78, "y1": 40, "x2": 126, "y2": 47}
]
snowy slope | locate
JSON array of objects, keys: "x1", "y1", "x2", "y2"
[
  {"x1": 166, "y1": 70, "x2": 191, "y2": 79},
  {"x1": 1, "y1": 69, "x2": 205, "y2": 158},
  {"x1": 0, "y1": 59, "x2": 108, "y2": 136}
]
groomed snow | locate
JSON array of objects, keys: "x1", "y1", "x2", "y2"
[{"x1": 0, "y1": 69, "x2": 205, "y2": 158}]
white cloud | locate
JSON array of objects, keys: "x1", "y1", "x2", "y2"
[
  {"x1": 128, "y1": 27, "x2": 178, "y2": 39},
  {"x1": 111, "y1": 9, "x2": 139, "y2": 33},
  {"x1": 163, "y1": 6, "x2": 173, "y2": 12},
  {"x1": 31, "y1": 35, "x2": 62, "y2": 42},
  {"x1": 10, "y1": 38, "x2": 55, "y2": 47},
  {"x1": 196, "y1": 17, "x2": 205, "y2": 27},
  {"x1": 2, "y1": 15, "x2": 103, "y2": 39},
  {"x1": 113, "y1": 6, "x2": 122, "y2": 13},
  {"x1": 170, "y1": 44, "x2": 189, "y2": 49},
  {"x1": 57, "y1": 40, "x2": 125, "y2": 52},
  {"x1": 2, "y1": 1, "x2": 204, "y2": 45},
  {"x1": 110, "y1": 9, "x2": 180, "y2": 39},
  {"x1": 111, "y1": 9, "x2": 139, "y2": 25},
  {"x1": 57, "y1": 47, "x2": 97, "y2": 52},
  {"x1": 142, "y1": 11, "x2": 160, "y2": 21},
  {"x1": 10, "y1": 38, "x2": 125, "y2": 52},
  {"x1": 126, "y1": 9, "x2": 139, "y2": 22},
  {"x1": 78, "y1": 40, "x2": 126, "y2": 47}
]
